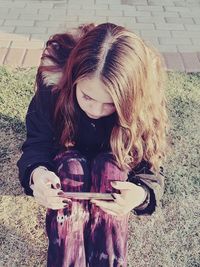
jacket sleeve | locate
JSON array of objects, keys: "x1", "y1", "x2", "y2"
[
  {"x1": 127, "y1": 160, "x2": 165, "y2": 216},
  {"x1": 16, "y1": 86, "x2": 59, "y2": 196}
]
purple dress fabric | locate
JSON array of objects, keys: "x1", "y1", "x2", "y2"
[{"x1": 46, "y1": 149, "x2": 130, "y2": 267}]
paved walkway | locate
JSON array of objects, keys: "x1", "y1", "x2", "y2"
[{"x1": 0, "y1": 0, "x2": 200, "y2": 72}]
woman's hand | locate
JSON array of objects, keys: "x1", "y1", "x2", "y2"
[
  {"x1": 30, "y1": 168, "x2": 72, "y2": 210},
  {"x1": 90, "y1": 181, "x2": 147, "y2": 217}
]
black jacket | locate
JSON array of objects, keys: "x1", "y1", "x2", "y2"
[{"x1": 17, "y1": 84, "x2": 165, "y2": 216}]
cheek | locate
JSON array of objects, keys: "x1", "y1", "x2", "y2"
[
  {"x1": 77, "y1": 97, "x2": 92, "y2": 111},
  {"x1": 76, "y1": 92, "x2": 86, "y2": 108},
  {"x1": 104, "y1": 105, "x2": 116, "y2": 115}
]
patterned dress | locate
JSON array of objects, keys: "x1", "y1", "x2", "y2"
[{"x1": 46, "y1": 150, "x2": 130, "y2": 267}]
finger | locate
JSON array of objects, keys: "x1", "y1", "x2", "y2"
[
  {"x1": 37, "y1": 192, "x2": 68, "y2": 204},
  {"x1": 111, "y1": 181, "x2": 134, "y2": 190},
  {"x1": 37, "y1": 199, "x2": 69, "y2": 210},
  {"x1": 47, "y1": 195, "x2": 71, "y2": 203},
  {"x1": 51, "y1": 205, "x2": 68, "y2": 210},
  {"x1": 32, "y1": 181, "x2": 64, "y2": 197},
  {"x1": 30, "y1": 184, "x2": 35, "y2": 191},
  {"x1": 36, "y1": 171, "x2": 61, "y2": 190},
  {"x1": 32, "y1": 183, "x2": 72, "y2": 207},
  {"x1": 47, "y1": 172, "x2": 62, "y2": 189},
  {"x1": 42, "y1": 188, "x2": 65, "y2": 197},
  {"x1": 31, "y1": 179, "x2": 52, "y2": 191},
  {"x1": 35, "y1": 195, "x2": 71, "y2": 210},
  {"x1": 32, "y1": 190, "x2": 49, "y2": 206},
  {"x1": 111, "y1": 193, "x2": 126, "y2": 207},
  {"x1": 34, "y1": 186, "x2": 63, "y2": 198}
]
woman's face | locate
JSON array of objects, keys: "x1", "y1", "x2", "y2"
[{"x1": 76, "y1": 76, "x2": 116, "y2": 119}]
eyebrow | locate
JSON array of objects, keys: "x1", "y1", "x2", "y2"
[{"x1": 81, "y1": 89, "x2": 114, "y2": 105}]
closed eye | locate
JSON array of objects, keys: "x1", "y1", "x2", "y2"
[
  {"x1": 108, "y1": 103, "x2": 115, "y2": 107},
  {"x1": 82, "y1": 92, "x2": 115, "y2": 107},
  {"x1": 83, "y1": 93, "x2": 93, "y2": 101}
]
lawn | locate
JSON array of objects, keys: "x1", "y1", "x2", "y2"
[{"x1": 0, "y1": 66, "x2": 199, "y2": 267}]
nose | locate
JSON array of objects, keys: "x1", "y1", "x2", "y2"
[{"x1": 92, "y1": 103, "x2": 103, "y2": 116}]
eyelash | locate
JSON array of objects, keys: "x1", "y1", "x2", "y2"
[
  {"x1": 83, "y1": 94, "x2": 92, "y2": 101},
  {"x1": 83, "y1": 93, "x2": 115, "y2": 107}
]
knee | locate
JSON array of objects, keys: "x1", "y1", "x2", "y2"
[
  {"x1": 91, "y1": 152, "x2": 122, "y2": 179},
  {"x1": 53, "y1": 149, "x2": 89, "y2": 175},
  {"x1": 93, "y1": 151, "x2": 115, "y2": 165},
  {"x1": 92, "y1": 152, "x2": 128, "y2": 180}
]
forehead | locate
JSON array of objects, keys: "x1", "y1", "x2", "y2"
[{"x1": 76, "y1": 76, "x2": 113, "y2": 104}]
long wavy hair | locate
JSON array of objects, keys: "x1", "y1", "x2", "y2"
[{"x1": 35, "y1": 22, "x2": 171, "y2": 175}]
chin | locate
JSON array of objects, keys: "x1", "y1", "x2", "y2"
[{"x1": 86, "y1": 113, "x2": 101, "y2": 119}]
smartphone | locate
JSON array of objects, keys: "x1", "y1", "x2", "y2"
[{"x1": 59, "y1": 192, "x2": 114, "y2": 200}]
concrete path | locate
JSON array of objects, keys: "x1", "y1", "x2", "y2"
[{"x1": 0, "y1": 0, "x2": 200, "y2": 72}]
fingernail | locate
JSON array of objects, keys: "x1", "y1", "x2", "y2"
[
  {"x1": 57, "y1": 191, "x2": 64, "y2": 196},
  {"x1": 63, "y1": 204, "x2": 68, "y2": 208},
  {"x1": 111, "y1": 193, "x2": 116, "y2": 199},
  {"x1": 62, "y1": 200, "x2": 70, "y2": 204},
  {"x1": 56, "y1": 183, "x2": 61, "y2": 189}
]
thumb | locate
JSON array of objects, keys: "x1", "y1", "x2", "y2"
[
  {"x1": 30, "y1": 184, "x2": 35, "y2": 191},
  {"x1": 47, "y1": 172, "x2": 61, "y2": 190},
  {"x1": 111, "y1": 181, "x2": 133, "y2": 190}
]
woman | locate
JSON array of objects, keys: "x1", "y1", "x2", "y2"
[{"x1": 17, "y1": 22, "x2": 170, "y2": 267}]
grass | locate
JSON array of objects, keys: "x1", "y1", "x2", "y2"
[{"x1": 0, "y1": 66, "x2": 200, "y2": 267}]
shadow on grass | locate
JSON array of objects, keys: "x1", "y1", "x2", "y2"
[
  {"x1": 0, "y1": 206, "x2": 47, "y2": 267},
  {"x1": 0, "y1": 113, "x2": 26, "y2": 196},
  {"x1": 0, "y1": 113, "x2": 25, "y2": 162},
  {"x1": 0, "y1": 113, "x2": 26, "y2": 135}
]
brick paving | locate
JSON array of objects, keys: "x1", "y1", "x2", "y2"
[{"x1": 0, "y1": 0, "x2": 200, "y2": 72}]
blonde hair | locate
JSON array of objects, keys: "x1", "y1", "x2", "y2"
[{"x1": 36, "y1": 22, "x2": 170, "y2": 175}]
